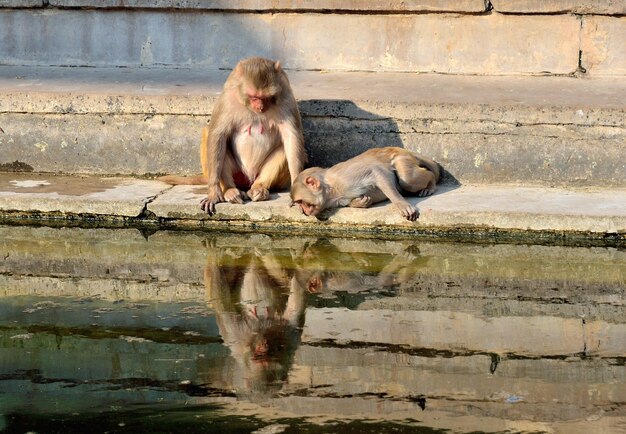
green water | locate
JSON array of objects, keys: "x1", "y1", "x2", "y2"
[{"x1": 0, "y1": 226, "x2": 625, "y2": 433}]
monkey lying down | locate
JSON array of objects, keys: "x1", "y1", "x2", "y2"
[{"x1": 290, "y1": 147, "x2": 440, "y2": 221}]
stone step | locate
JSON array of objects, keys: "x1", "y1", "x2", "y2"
[
  {"x1": 0, "y1": 173, "x2": 625, "y2": 241},
  {"x1": 1, "y1": 66, "x2": 624, "y2": 187}
]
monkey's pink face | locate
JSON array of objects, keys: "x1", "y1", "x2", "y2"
[
  {"x1": 294, "y1": 200, "x2": 321, "y2": 217},
  {"x1": 247, "y1": 93, "x2": 275, "y2": 114}
]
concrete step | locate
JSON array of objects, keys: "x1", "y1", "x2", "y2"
[
  {"x1": 0, "y1": 173, "x2": 624, "y2": 242},
  {"x1": 1, "y1": 65, "x2": 625, "y2": 187}
]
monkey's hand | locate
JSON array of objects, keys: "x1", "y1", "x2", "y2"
[
  {"x1": 224, "y1": 188, "x2": 248, "y2": 204},
  {"x1": 200, "y1": 185, "x2": 225, "y2": 215},
  {"x1": 247, "y1": 186, "x2": 270, "y2": 202},
  {"x1": 349, "y1": 195, "x2": 373, "y2": 208},
  {"x1": 396, "y1": 201, "x2": 419, "y2": 221}
]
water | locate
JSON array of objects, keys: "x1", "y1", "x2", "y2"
[{"x1": 0, "y1": 226, "x2": 625, "y2": 433}]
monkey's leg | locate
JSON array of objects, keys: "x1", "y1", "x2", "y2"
[
  {"x1": 200, "y1": 124, "x2": 230, "y2": 214},
  {"x1": 395, "y1": 155, "x2": 438, "y2": 197},
  {"x1": 248, "y1": 146, "x2": 290, "y2": 202},
  {"x1": 222, "y1": 150, "x2": 248, "y2": 204},
  {"x1": 348, "y1": 196, "x2": 372, "y2": 208}
]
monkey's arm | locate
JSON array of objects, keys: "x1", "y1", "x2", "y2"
[
  {"x1": 283, "y1": 275, "x2": 307, "y2": 327},
  {"x1": 278, "y1": 117, "x2": 306, "y2": 183},
  {"x1": 200, "y1": 105, "x2": 230, "y2": 215},
  {"x1": 348, "y1": 189, "x2": 388, "y2": 208},
  {"x1": 204, "y1": 260, "x2": 229, "y2": 311},
  {"x1": 373, "y1": 169, "x2": 419, "y2": 221}
]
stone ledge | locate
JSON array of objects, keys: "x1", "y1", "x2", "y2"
[
  {"x1": 1, "y1": 173, "x2": 624, "y2": 243},
  {"x1": 149, "y1": 184, "x2": 626, "y2": 235},
  {"x1": 3, "y1": 66, "x2": 625, "y2": 114}
]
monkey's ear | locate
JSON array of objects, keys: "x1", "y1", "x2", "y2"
[
  {"x1": 274, "y1": 61, "x2": 282, "y2": 72},
  {"x1": 304, "y1": 176, "x2": 321, "y2": 192},
  {"x1": 232, "y1": 63, "x2": 242, "y2": 78}
]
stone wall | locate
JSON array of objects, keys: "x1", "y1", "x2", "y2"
[{"x1": 0, "y1": 0, "x2": 624, "y2": 75}]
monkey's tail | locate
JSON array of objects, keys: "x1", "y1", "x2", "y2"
[{"x1": 157, "y1": 175, "x2": 207, "y2": 185}]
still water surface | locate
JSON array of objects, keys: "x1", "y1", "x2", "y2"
[{"x1": 0, "y1": 226, "x2": 625, "y2": 433}]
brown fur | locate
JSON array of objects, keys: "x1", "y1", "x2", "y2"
[
  {"x1": 290, "y1": 147, "x2": 440, "y2": 221},
  {"x1": 159, "y1": 57, "x2": 306, "y2": 215}
]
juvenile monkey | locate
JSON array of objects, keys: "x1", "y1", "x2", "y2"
[
  {"x1": 159, "y1": 57, "x2": 306, "y2": 215},
  {"x1": 290, "y1": 147, "x2": 440, "y2": 221}
]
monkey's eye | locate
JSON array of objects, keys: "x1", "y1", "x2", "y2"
[{"x1": 248, "y1": 95, "x2": 275, "y2": 105}]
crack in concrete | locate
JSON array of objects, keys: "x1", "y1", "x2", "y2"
[
  {"x1": 305, "y1": 115, "x2": 625, "y2": 129},
  {"x1": 402, "y1": 131, "x2": 593, "y2": 140},
  {"x1": 139, "y1": 186, "x2": 173, "y2": 219}
]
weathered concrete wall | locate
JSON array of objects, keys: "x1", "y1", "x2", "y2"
[
  {"x1": 492, "y1": 0, "x2": 626, "y2": 15},
  {"x1": 3, "y1": 0, "x2": 490, "y2": 11},
  {"x1": 582, "y1": 16, "x2": 626, "y2": 76},
  {"x1": 6, "y1": 0, "x2": 626, "y2": 15},
  {"x1": 0, "y1": 10, "x2": 580, "y2": 75},
  {"x1": 0, "y1": 2, "x2": 624, "y2": 76}
]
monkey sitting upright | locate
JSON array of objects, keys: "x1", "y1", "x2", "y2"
[
  {"x1": 159, "y1": 57, "x2": 306, "y2": 215},
  {"x1": 290, "y1": 147, "x2": 440, "y2": 221}
]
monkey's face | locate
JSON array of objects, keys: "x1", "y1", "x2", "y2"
[
  {"x1": 293, "y1": 199, "x2": 322, "y2": 217},
  {"x1": 246, "y1": 92, "x2": 276, "y2": 114},
  {"x1": 290, "y1": 169, "x2": 326, "y2": 217}
]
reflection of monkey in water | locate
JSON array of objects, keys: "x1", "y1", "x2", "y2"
[
  {"x1": 297, "y1": 239, "x2": 428, "y2": 295},
  {"x1": 204, "y1": 244, "x2": 308, "y2": 397}
]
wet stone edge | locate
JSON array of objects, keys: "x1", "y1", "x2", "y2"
[{"x1": 0, "y1": 210, "x2": 624, "y2": 248}]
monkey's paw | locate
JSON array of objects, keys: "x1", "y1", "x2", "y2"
[
  {"x1": 224, "y1": 188, "x2": 247, "y2": 204},
  {"x1": 200, "y1": 197, "x2": 219, "y2": 215},
  {"x1": 349, "y1": 195, "x2": 372, "y2": 208},
  {"x1": 247, "y1": 186, "x2": 270, "y2": 202},
  {"x1": 307, "y1": 275, "x2": 323, "y2": 293},
  {"x1": 396, "y1": 202, "x2": 419, "y2": 221},
  {"x1": 201, "y1": 186, "x2": 225, "y2": 215},
  {"x1": 417, "y1": 186, "x2": 436, "y2": 197}
]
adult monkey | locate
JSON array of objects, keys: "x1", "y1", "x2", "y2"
[{"x1": 159, "y1": 57, "x2": 307, "y2": 215}]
